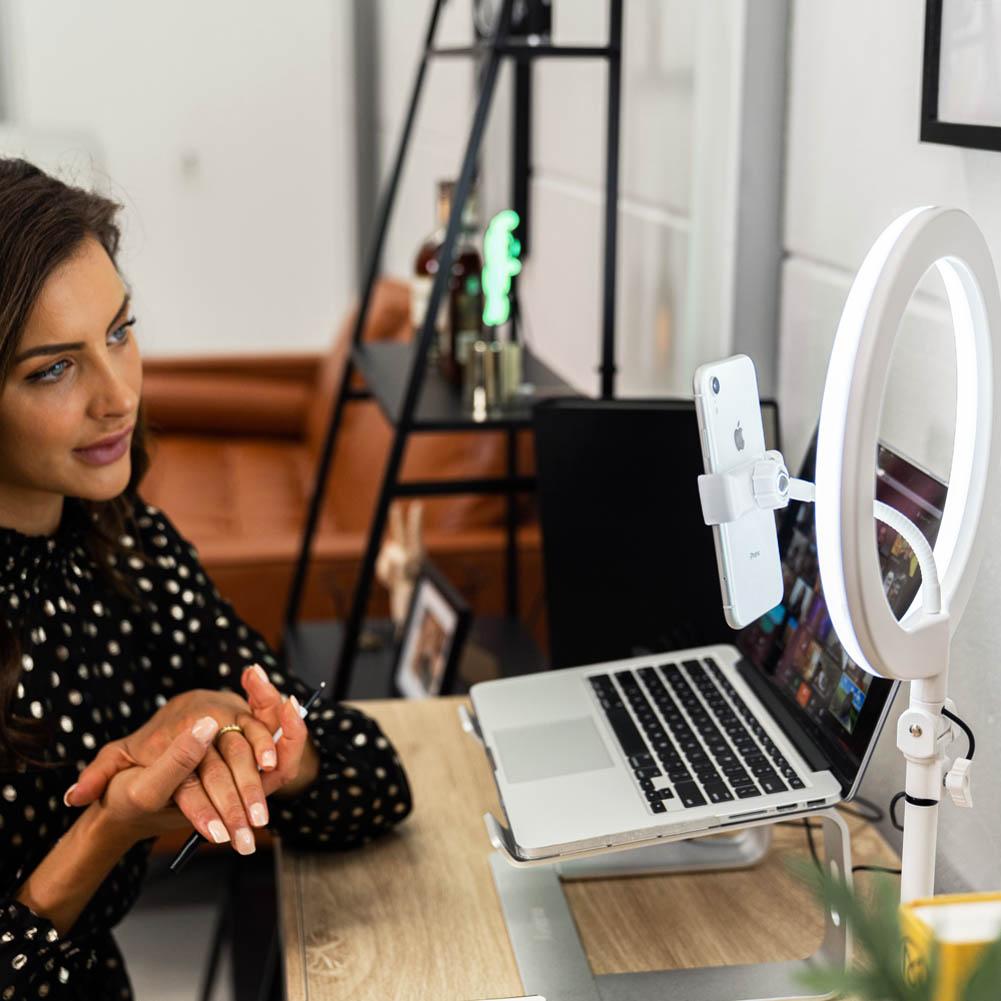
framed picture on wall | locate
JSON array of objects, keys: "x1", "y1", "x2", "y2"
[
  {"x1": 393, "y1": 563, "x2": 470, "y2": 699},
  {"x1": 922, "y1": 0, "x2": 1001, "y2": 151}
]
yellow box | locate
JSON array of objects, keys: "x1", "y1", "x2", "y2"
[{"x1": 901, "y1": 891, "x2": 1001, "y2": 1001}]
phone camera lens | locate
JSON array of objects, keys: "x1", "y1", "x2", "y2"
[{"x1": 711, "y1": 376, "x2": 720, "y2": 395}]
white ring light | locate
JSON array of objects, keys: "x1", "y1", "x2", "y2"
[
  {"x1": 694, "y1": 206, "x2": 1001, "y2": 902},
  {"x1": 816, "y1": 207, "x2": 1001, "y2": 682}
]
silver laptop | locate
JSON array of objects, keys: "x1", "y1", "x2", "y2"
[{"x1": 471, "y1": 440, "x2": 947, "y2": 860}]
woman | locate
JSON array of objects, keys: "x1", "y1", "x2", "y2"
[{"x1": 0, "y1": 158, "x2": 413, "y2": 1000}]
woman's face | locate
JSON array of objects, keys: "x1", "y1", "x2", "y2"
[{"x1": 0, "y1": 236, "x2": 141, "y2": 530}]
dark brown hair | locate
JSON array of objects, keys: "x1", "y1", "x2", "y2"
[{"x1": 0, "y1": 157, "x2": 152, "y2": 771}]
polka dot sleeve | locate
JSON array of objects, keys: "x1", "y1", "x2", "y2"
[
  {"x1": 136, "y1": 502, "x2": 414, "y2": 852},
  {"x1": 1, "y1": 777, "x2": 141, "y2": 1000},
  {"x1": 0, "y1": 895, "x2": 87, "y2": 1000},
  {"x1": 0, "y1": 806, "x2": 121, "y2": 1001}
]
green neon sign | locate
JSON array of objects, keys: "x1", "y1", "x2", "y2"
[{"x1": 481, "y1": 209, "x2": 522, "y2": 327}]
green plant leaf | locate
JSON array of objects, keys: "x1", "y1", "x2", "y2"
[
  {"x1": 960, "y1": 930, "x2": 1001, "y2": 1001},
  {"x1": 790, "y1": 856, "x2": 1001, "y2": 1000},
  {"x1": 789, "y1": 858, "x2": 935, "y2": 1001}
]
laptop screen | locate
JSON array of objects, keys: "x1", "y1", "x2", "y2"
[{"x1": 736, "y1": 437, "x2": 948, "y2": 786}]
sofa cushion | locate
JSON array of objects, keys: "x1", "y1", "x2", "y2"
[
  {"x1": 143, "y1": 371, "x2": 311, "y2": 438},
  {"x1": 142, "y1": 434, "x2": 326, "y2": 544}
]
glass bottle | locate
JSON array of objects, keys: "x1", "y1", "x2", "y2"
[
  {"x1": 411, "y1": 181, "x2": 484, "y2": 386},
  {"x1": 445, "y1": 189, "x2": 484, "y2": 386},
  {"x1": 412, "y1": 180, "x2": 454, "y2": 363}
]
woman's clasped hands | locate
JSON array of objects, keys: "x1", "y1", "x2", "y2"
[{"x1": 63, "y1": 664, "x2": 310, "y2": 855}]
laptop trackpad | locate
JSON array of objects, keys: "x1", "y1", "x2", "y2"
[{"x1": 494, "y1": 717, "x2": 613, "y2": 783}]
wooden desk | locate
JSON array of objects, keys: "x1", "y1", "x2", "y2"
[{"x1": 277, "y1": 697, "x2": 899, "y2": 1000}]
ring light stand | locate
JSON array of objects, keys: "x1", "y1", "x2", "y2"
[
  {"x1": 700, "y1": 206, "x2": 1001, "y2": 902},
  {"x1": 815, "y1": 206, "x2": 1001, "y2": 902}
]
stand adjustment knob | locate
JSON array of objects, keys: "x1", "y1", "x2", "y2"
[{"x1": 945, "y1": 758, "x2": 973, "y2": 809}]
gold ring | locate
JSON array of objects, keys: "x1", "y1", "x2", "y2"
[{"x1": 214, "y1": 723, "x2": 244, "y2": 747}]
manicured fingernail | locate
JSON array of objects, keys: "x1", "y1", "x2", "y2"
[
  {"x1": 192, "y1": 716, "x2": 218, "y2": 743},
  {"x1": 208, "y1": 820, "x2": 230, "y2": 844},
  {"x1": 250, "y1": 803, "x2": 268, "y2": 827},
  {"x1": 235, "y1": 828, "x2": 256, "y2": 855},
  {"x1": 289, "y1": 694, "x2": 303, "y2": 717},
  {"x1": 262, "y1": 750, "x2": 276, "y2": 769},
  {"x1": 63, "y1": 784, "x2": 78, "y2": 807},
  {"x1": 252, "y1": 664, "x2": 269, "y2": 685}
]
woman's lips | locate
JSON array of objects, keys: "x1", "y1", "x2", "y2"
[{"x1": 73, "y1": 427, "x2": 132, "y2": 466}]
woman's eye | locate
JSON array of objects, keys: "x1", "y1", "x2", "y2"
[
  {"x1": 26, "y1": 316, "x2": 136, "y2": 384},
  {"x1": 27, "y1": 359, "x2": 71, "y2": 384},
  {"x1": 109, "y1": 317, "x2": 137, "y2": 345}
]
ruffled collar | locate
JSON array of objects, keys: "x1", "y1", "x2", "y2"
[{"x1": 0, "y1": 500, "x2": 90, "y2": 597}]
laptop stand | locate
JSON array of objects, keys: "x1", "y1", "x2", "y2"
[{"x1": 460, "y1": 706, "x2": 852, "y2": 1001}]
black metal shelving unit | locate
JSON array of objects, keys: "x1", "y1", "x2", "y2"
[{"x1": 283, "y1": 0, "x2": 624, "y2": 700}]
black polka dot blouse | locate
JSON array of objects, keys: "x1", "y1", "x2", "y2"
[{"x1": 0, "y1": 494, "x2": 413, "y2": 1000}]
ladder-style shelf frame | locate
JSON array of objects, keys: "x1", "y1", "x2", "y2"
[{"x1": 284, "y1": 0, "x2": 624, "y2": 700}]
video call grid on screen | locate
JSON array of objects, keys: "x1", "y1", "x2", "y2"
[{"x1": 737, "y1": 443, "x2": 947, "y2": 754}]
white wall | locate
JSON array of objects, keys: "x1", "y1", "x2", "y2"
[
  {"x1": 510, "y1": 0, "x2": 699, "y2": 396},
  {"x1": 1, "y1": 1, "x2": 355, "y2": 358},
  {"x1": 782, "y1": 0, "x2": 1001, "y2": 889},
  {"x1": 374, "y1": 2, "x2": 476, "y2": 278}
]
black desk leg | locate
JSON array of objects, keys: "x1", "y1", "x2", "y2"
[{"x1": 256, "y1": 929, "x2": 281, "y2": 1001}]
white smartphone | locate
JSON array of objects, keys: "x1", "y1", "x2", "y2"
[{"x1": 693, "y1": 354, "x2": 783, "y2": 629}]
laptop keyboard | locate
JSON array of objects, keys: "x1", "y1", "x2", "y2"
[{"x1": 588, "y1": 657, "x2": 807, "y2": 815}]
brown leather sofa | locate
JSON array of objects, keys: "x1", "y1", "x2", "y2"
[{"x1": 139, "y1": 278, "x2": 542, "y2": 652}]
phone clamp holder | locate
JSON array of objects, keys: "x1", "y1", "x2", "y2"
[{"x1": 697, "y1": 450, "x2": 814, "y2": 526}]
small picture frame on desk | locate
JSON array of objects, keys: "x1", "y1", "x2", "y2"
[{"x1": 393, "y1": 563, "x2": 470, "y2": 698}]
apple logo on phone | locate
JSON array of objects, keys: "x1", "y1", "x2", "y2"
[{"x1": 734, "y1": 421, "x2": 745, "y2": 451}]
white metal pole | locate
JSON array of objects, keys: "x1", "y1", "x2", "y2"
[{"x1": 898, "y1": 670, "x2": 949, "y2": 902}]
